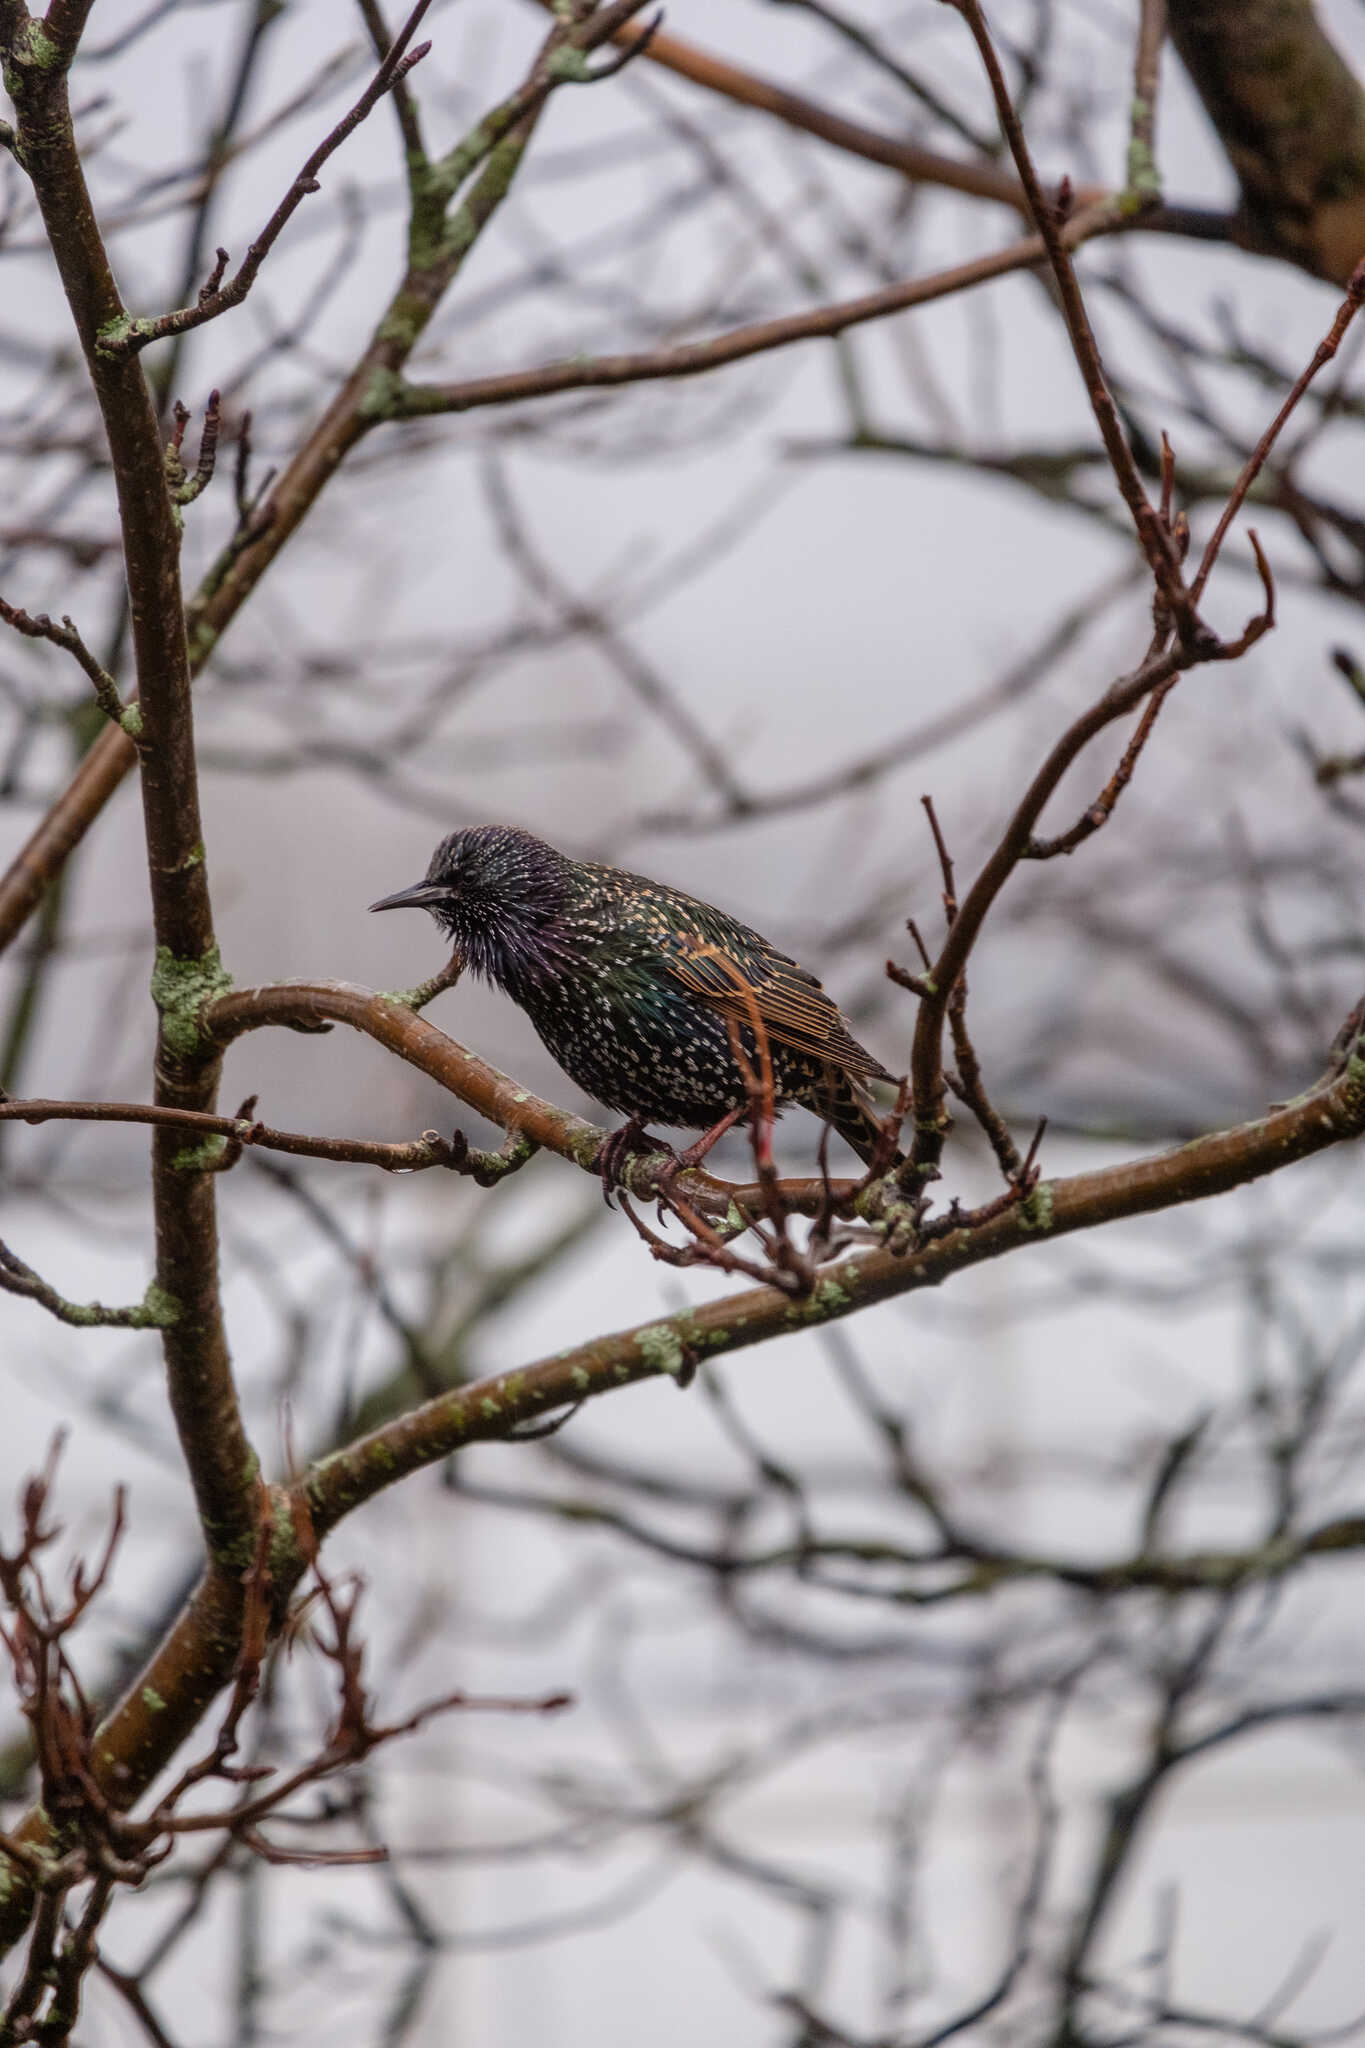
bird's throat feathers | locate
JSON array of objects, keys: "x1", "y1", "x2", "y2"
[
  {"x1": 439, "y1": 895, "x2": 567, "y2": 993},
  {"x1": 422, "y1": 825, "x2": 575, "y2": 994}
]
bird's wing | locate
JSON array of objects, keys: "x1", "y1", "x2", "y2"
[{"x1": 663, "y1": 932, "x2": 892, "y2": 1082}]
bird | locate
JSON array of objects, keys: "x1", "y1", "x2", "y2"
[{"x1": 369, "y1": 825, "x2": 901, "y2": 1174}]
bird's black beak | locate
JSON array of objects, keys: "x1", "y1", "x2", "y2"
[{"x1": 368, "y1": 881, "x2": 447, "y2": 914}]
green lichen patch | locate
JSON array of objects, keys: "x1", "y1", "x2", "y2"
[
  {"x1": 150, "y1": 942, "x2": 232, "y2": 1058},
  {"x1": 188, "y1": 620, "x2": 219, "y2": 667},
  {"x1": 1018, "y1": 1180, "x2": 1056, "y2": 1234},
  {"x1": 1121, "y1": 143, "x2": 1162, "y2": 214},
  {"x1": 359, "y1": 364, "x2": 407, "y2": 416},
  {"x1": 636, "y1": 1322, "x2": 686, "y2": 1378},
  {"x1": 546, "y1": 46, "x2": 593, "y2": 83},
  {"x1": 13, "y1": 21, "x2": 63, "y2": 72},
  {"x1": 172, "y1": 1133, "x2": 228, "y2": 1172},
  {"x1": 814, "y1": 1275, "x2": 852, "y2": 1315},
  {"x1": 141, "y1": 1281, "x2": 182, "y2": 1326},
  {"x1": 94, "y1": 312, "x2": 156, "y2": 358}
]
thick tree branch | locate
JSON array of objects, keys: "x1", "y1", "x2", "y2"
[
  {"x1": 201, "y1": 977, "x2": 743, "y2": 1215},
  {"x1": 3, "y1": 5, "x2": 259, "y2": 1565},
  {"x1": 38, "y1": 0, "x2": 97, "y2": 66},
  {"x1": 1168, "y1": 0, "x2": 1365, "y2": 284},
  {"x1": 305, "y1": 1029, "x2": 1365, "y2": 1532}
]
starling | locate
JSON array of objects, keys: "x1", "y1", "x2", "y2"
[{"x1": 370, "y1": 825, "x2": 900, "y2": 1168}]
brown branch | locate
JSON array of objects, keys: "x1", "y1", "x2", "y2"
[
  {"x1": 0, "y1": 1005, "x2": 860, "y2": 1222},
  {"x1": 917, "y1": 796, "x2": 1025, "y2": 1183},
  {"x1": 206, "y1": 976, "x2": 604, "y2": 1159},
  {"x1": 395, "y1": 200, "x2": 1131, "y2": 420},
  {"x1": 5, "y1": 1, "x2": 260, "y2": 1566},
  {"x1": 942, "y1": 0, "x2": 1187, "y2": 618},
  {"x1": 200, "y1": 976, "x2": 760, "y2": 1217},
  {"x1": 1167, "y1": 0, "x2": 1365, "y2": 284},
  {"x1": 901, "y1": 541, "x2": 1274, "y2": 1190},
  {"x1": 357, "y1": 0, "x2": 428, "y2": 167},
  {"x1": 904, "y1": 640, "x2": 1172, "y2": 1181},
  {"x1": 1191, "y1": 260, "x2": 1365, "y2": 603},
  {"x1": 0, "y1": 1238, "x2": 175, "y2": 1329},
  {"x1": 599, "y1": 12, "x2": 1047, "y2": 213},
  {"x1": 0, "y1": 1095, "x2": 532, "y2": 1179},
  {"x1": 96, "y1": 5, "x2": 435, "y2": 355},
  {"x1": 164, "y1": 389, "x2": 222, "y2": 508},
  {"x1": 304, "y1": 1024, "x2": 1365, "y2": 1534},
  {"x1": 1022, "y1": 673, "x2": 1178, "y2": 860},
  {"x1": 38, "y1": 0, "x2": 98, "y2": 65},
  {"x1": 896, "y1": 138, "x2": 1365, "y2": 1191},
  {"x1": 0, "y1": 594, "x2": 130, "y2": 731}
]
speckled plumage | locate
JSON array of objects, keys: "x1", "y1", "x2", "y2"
[{"x1": 370, "y1": 825, "x2": 898, "y2": 1164}]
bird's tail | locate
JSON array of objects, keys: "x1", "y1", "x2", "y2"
[{"x1": 816, "y1": 1068, "x2": 905, "y2": 1171}]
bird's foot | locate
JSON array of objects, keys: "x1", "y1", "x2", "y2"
[
  {"x1": 599, "y1": 1117, "x2": 675, "y2": 1206},
  {"x1": 601, "y1": 1106, "x2": 747, "y2": 1210}
]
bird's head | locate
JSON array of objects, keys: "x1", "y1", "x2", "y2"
[{"x1": 369, "y1": 825, "x2": 572, "y2": 988}]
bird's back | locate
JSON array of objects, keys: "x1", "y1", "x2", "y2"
[{"x1": 510, "y1": 859, "x2": 892, "y2": 1130}]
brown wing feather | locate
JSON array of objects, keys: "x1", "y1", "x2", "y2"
[{"x1": 665, "y1": 940, "x2": 892, "y2": 1082}]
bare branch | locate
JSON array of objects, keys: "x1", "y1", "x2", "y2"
[
  {"x1": 96, "y1": 5, "x2": 434, "y2": 355},
  {"x1": 942, "y1": 0, "x2": 1188, "y2": 617},
  {"x1": 396, "y1": 203, "x2": 1142, "y2": 421},
  {"x1": 1192, "y1": 259, "x2": 1365, "y2": 601},
  {"x1": 0, "y1": 1240, "x2": 175, "y2": 1328},
  {"x1": 0, "y1": 592, "x2": 132, "y2": 732}
]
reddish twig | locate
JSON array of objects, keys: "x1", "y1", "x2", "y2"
[
  {"x1": 165, "y1": 388, "x2": 222, "y2": 507},
  {"x1": 916, "y1": 793, "x2": 1025, "y2": 1184},
  {"x1": 1191, "y1": 260, "x2": 1365, "y2": 603},
  {"x1": 941, "y1": 0, "x2": 1188, "y2": 622},
  {"x1": 1023, "y1": 675, "x2": 1179, "y2": 860},
  {"x1": 0, "y1": 594, "x2": 130, "y2": 732}
]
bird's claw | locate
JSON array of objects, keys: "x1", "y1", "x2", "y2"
[{"x1": 599, "y1": 1117, "x2": 676, "y2": 1207}]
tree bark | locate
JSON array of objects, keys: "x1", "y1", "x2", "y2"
[{"x1": 1168, "y1": 0, "x2": 1365, "y2": 282}]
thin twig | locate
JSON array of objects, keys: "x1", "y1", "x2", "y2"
[
  {"x1": 0, "y1": 596, "x2": 131, "y2": 732},
  {"x1": 0, "y1": 1239, "x2": 174, "y2": 1329},
  {"x1": 1191, "y1": 259, "x2": 1365, "y2": 603},
  {"x1": 0, "y1": 1095, "x2": 532, "y2": 1181},
  {"x1": 942, "y1": 0, "x2": 1187, "y2": 618},
  {"x1": 98, "y1": 4, "x2": 434, "y2": 355}
]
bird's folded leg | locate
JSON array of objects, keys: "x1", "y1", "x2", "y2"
[{"x1": 674, "y1": 1102, "x2": 747, "y2": 1170}]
